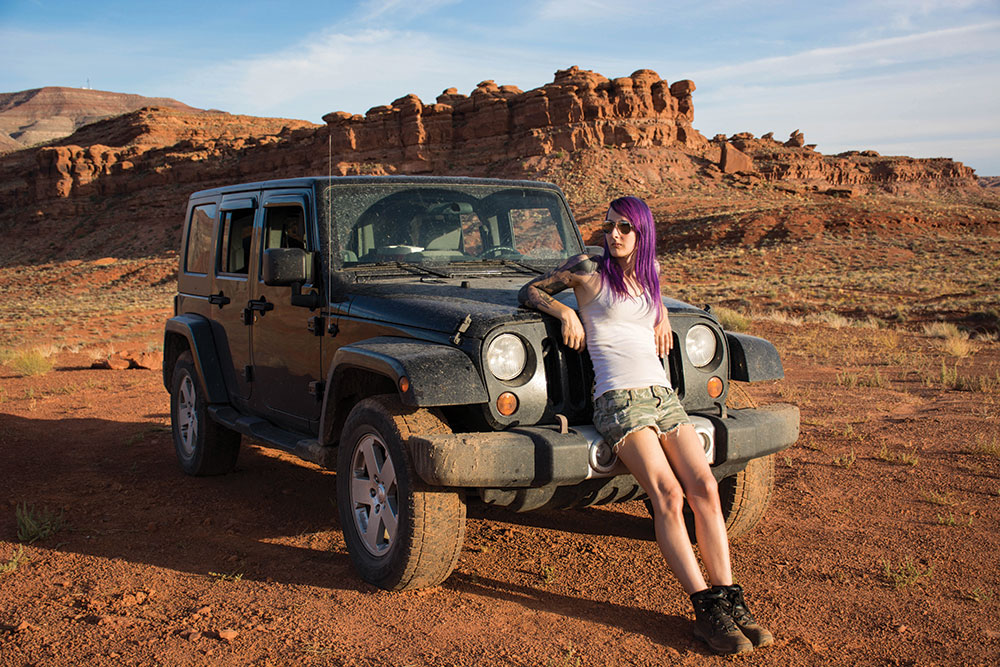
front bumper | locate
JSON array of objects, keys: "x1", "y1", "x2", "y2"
[{"x1": 409, "y1": 403, "x2": 800, "y2": 487}]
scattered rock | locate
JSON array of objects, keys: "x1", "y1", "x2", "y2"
[
  {"x1": 217, "y1": 628, "x2": 239, "y2": 642},
  {"x1": 720, "y1": 142, "x2": 755, "y2": 174}
]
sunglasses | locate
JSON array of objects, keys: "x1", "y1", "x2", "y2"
[{"x1": 602, "y1": 219, "x2": 635, "y2": 235}]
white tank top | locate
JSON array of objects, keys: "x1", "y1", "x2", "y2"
[{"x1": 578, "y1": 281, "x2": 670, "y2": 398}]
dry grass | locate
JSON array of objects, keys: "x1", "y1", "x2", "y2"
[
  {"x1": 968, "y1": 432, "x2": 1000, "y2": 458},
  {"x1": 922, "y1": 322, "x2": 963, "y2": 339},
  {"x1": 714, "y1": 306, "x2": 752, "y2": 332},
  {"x1": 808, "y1": 312, "x2": 850, "y2": 329},
  {"x1": 8, "y1": 349, "x2": 54, "y2": 377}
]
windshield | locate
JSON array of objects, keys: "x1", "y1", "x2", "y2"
[{"x1": 319, "y1": 183, "x2": 583, "y2": 270}]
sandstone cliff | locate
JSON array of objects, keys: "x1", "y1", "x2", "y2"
[
  {"x1": 0, "y1": 67, "x2": 984, "y2": 265},
  {"x1": 0, "y1": 87, "x2": 200, "y2": 151}
]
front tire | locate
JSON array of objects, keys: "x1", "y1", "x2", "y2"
[
  {"x1": 336, "y1": 395, "x2": 466, "y2": 591},
  {"x1": 170, "y1": 351, "x2": 240, "y2": 476},
  {"x1": 718, "y1": 454, "x2": 775, "y2": 539}
]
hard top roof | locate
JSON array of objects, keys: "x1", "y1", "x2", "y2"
[{"x1": 189, "y1": 175, "x2": 563, "y2": 200}]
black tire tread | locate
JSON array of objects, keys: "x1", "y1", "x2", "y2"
[
  {"x1": 170, "y1": 351, "x2": 240, "y2": 476},
  {"x1": 719, "y1": 454, "x2": 775, "y2": 539},
  {"x1": 339, "y1": 395, "x2": 466, "y2": 591}
]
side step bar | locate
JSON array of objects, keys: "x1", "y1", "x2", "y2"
[{"x1": 208, "y1": 406, "x2": 335, "y2": 468}]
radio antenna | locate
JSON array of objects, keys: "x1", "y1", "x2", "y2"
[{"x1": 326, "y1": 132, "x2": 333, "y2": 315}]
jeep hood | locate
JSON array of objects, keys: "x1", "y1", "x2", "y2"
[{"x1": 338, "y1": 275, "x2": 708, "y2": 339}]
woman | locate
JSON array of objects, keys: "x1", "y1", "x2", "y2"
[{"x1": 518, "y1": 196, "x2": 772, "y2": 655}]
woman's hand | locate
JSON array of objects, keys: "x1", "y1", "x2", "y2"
[
  {"x1": 560, "y1": 310, "x2": 586, "y2": 351},
  {"x1": 654, "y1": 310, "x2": 673, "y2": 357}
]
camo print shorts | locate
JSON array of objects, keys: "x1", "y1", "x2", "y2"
[{"x1": 592, "y1": 385, "x2": 691, "y2": 454}]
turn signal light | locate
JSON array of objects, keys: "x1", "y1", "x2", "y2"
[
  {"x1": 707, "y1": 376, "x2": 723, "y2": 399},
  {"x1": 497, "y1": 392, "x2": 518, "y2": 416},
  {"x1": 398, "y1": 376, "x2": 410, "y2": 393}
]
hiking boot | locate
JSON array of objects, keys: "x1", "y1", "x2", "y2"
[
  {"x1": 716, "y1": 584, "x2": 774, "y2": 648},
  {"x1": 690, "y1": 588, "x2": 753, "y2": 655}
]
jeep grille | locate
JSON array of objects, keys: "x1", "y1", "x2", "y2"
[{"x1": 541, "y1": 338, "x2": 594, "y2": 424}]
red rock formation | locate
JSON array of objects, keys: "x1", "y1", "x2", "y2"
[{"x1": 0, "y1": 66, "x2": 983, "y2": 265}]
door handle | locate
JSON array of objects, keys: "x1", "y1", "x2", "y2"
[
  {"x1": 208, "y1": 291, "x2": 231, "y2": 308},
  {"x1": 242, "y1": 297, "x2": 274, "y2": 325},
  {"x1": 246, "y1": 297, "x2": 274, "y2": 313}
]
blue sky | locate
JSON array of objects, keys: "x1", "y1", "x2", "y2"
[{"x1": 2, "y1": 0, "x2": 999, "y2": 174}]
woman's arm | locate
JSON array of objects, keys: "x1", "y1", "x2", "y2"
[
  {"x1": 653, "y1": 261, "x2": 673, "y2": 357},
  {"x1": 518, "y1": 254, "x2": 597, "y2": 351}
]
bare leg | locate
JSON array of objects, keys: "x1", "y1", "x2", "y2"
[
  {"x1": 659, "y1": 424, "x2": 733, "y2": 587},
  {"x1": 615, "y1": 426, "x2": 706, "y2": 593}
]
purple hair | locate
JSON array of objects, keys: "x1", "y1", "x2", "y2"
[{"x1": 599, "y1": 196, "x2": 662, "y2": 322}]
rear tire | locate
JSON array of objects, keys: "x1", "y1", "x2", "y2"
[
  {"x1": 170, "y1": 351, "x2": 240, "y2": 476},
  {"x1": 336, "y1": 395, "x2": 466, "y2": 591}
]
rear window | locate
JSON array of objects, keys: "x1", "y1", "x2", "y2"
[{"x1": 184, "y1": 203, "x2": 216, "y2": 274}]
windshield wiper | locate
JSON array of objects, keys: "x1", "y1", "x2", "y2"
[
  {"x1": 349, "y1": 261, "x2": 453, "y2": 279},
  {"x1": 500, "y1": 259, "x2": 545, "y2": 274}
]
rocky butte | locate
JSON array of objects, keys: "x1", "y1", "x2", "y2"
[{"x1": 0, "y1": 66, "x2": 981, "y2": 264}]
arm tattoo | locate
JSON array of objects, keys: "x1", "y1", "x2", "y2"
[{"x1": 518, "y1": 255, "x2": 598, "y2": 309}]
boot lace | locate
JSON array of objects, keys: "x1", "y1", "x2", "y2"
[
  {"x1": 695, "y1": 596, "x2": 738, "y2": 632},
  {"x1": 728, "y1": 588, "x2": 756, "y2": 625}
]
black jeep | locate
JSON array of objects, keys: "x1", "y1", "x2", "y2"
[{"x1": 163, "y1": 176, "x2": 799, "y2": 591}]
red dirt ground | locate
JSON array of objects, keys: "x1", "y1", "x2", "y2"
[
  {"x1": 2, "y1": 181, "x2": 999, "y2": 665},
  {"x1": 2, "y1": 294, "x2": 999, "y2": 666}
]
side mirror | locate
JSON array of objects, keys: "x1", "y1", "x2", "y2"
[{"x1": 263, "y1": 248, "x2": 313, "y2": 286}]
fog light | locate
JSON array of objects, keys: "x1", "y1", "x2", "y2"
[
  {"x1": 398, "y1": 376, "x2": 410, "y2": 393},
  {"x1": 497, "y1": 392, "x2": 518, "y2": 416},
  {"x1": 707, "y1": 376, "x2": 723, "y2": 398}
]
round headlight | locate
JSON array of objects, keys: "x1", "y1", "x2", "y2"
[
  {"x1": 685, "y1": 324, "x2": 717, "y2": 368},
  {"x1": 486, "y1": 333, "x2": 527, "y2": 381}
]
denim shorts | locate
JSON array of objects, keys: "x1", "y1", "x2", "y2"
[{"x1": 592, "y1": 385, "x2": 691, "y2": 453}]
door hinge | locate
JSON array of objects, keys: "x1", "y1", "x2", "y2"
[
  {"x1": 308, "y1": 380, "x2": 325, "y2": 399},
  {"x1": 243, "y1": 365, "x2": 254, "y2": 382},
  {"x1": 307, "y1": 315, "x2": 325, "y2": 336},
  {"x1": 451, "y1": 314, "x2": 472, "y2": 345}
]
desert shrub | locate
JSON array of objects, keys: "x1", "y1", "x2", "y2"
[
  {"x1": 764, "y1": 310, "x2": 803, "y2": 326},
  {"x1": 15, "y1": 503, "x2": 63, "y2": 543},
  {"x1": 807, "y1": 311, "x2": 849, "y2": 329},
  {"x1": 10, "y1": 349, "x2": 53, "y2": 377},
  {"x1": 922, "y1": 321, "x2": 963, "y2": 339},
  {"x1": 941, "y1": 336, "x2": 977, "y2": 358},
  {"x1": 0, "y1": 545, "x2": 27, "y2": 575},
  {"x1": 882, "y1": 557, "x2": 933, "y2": 589},
  {"x1": 969, "y1": 432, "x2": 1000, "y2": 458},
  {"x1": 715, "y1": 306, "x2": 751, "y2": 332}
]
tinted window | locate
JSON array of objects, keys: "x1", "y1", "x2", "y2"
[
  {"x1": 184, "y1": 203, "x2": 216, "y2": 274},
  {"x1": 219, "y1": 208, "x2": 256, "y2": 274},
  {"x1": 263, "y1": 206, "x2": 307, "y2": 251}
]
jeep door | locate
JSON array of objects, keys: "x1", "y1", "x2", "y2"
[
  {"x1": 211, "y1": 194, "x2": 259, "y2": 402},
  {"x1": 249, "y1": 191, "x2": 322, "y2": 432}
]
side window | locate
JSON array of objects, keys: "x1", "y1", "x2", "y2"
[
  {"x1": 218, "y1": 208, "x2": 256, "y2": 275},
  {"x1": 184, "y1": 203, "x2": 216, "y2": 274},
  {"x1": 263, "y1": 206, "x2": 308, "y2": 251}
]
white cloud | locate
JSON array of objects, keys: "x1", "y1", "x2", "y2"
[
  {"x1": 173, "y1": 27, "x2": 557, "y2": 121},
  {"x1": 687, "y1": 21, "x2": 1000, "y2": 83},
  {"x1": 352, "y1": 0, "x2": 462, "y2": 25}
]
